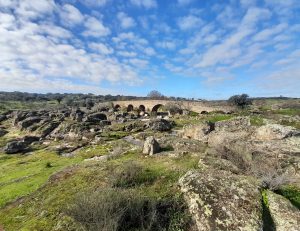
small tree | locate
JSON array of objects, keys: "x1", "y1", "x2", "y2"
[
  {"x1": 147, "y1": 90, "x2": 164, "y2": 99},
  {"x1": 228, "y1": 94, "x2": 252, "y2": 109},
  {"x1": 54, "y1": 96, "x2": 63, "y2": 104}
]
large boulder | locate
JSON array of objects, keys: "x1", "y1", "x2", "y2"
[
  {"x1": 4, "y1": 140, "x2": 28, "y2": 154},
  {"x1": 179, "y1": 170, "x2": 262, "y2": 231},
  {"x1": 214, "y1": 117, "x2": 251, "y2": 132},
  {"x1": 19, "y1": 116, "x2": 42, "y2": 129},
  {"x1": 146, "y1": 119, "x2": 173, "y2": 132},
  {"x1": 142, "y1": 136, "x2": 160, "y2": 155},
  {"x1": 254, "y1": 124, "x2": 300, "y2": 141},
  {"x1": 266, "y1": 191, "x2": 300, "y2": 231},
  {"x1": 83, "y1": 112, "x2": 107, "y2": 123},
  {"x1": 182, "y1": 122, "x2": 213, "y2": 142},
  {"x1": 38, "y1": 121, "x2": 61, "y2": 137}
]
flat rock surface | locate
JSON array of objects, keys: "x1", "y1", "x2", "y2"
[{"x1": 179, "y1": 169, "x2": 262, "y2": 231}]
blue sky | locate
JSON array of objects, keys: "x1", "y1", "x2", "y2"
[{"x1": 0, "y1": 0, "x2": 299, "y2": 99}]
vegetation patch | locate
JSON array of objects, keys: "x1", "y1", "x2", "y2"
[
  {"x1": 250, "y1": 116, "x2": 265, "y2": 126},
  {"x1": 276, "y1": 185, "x2": 300, "y2": 209},
  {"x1": 66, "y1": 188, "x2": 191, "y2": 231}
]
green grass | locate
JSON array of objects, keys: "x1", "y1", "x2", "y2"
[
  {"x1": 273, "y1": 108, "x2": 300, "y2": 116},
  {"x1": 278, "y1": 120, "x2": 300, "y2": 129},
  {"x1": 0, "y1": 150, "x2": 82, "y2": 208},
  {"x1": 206, "y1": 114, "x2": 233, "y2": 123},
  {"x1": 276, "y1": 185, "x2": 300, "y2": 209},
  {"x1": 0, "y1": 149, "x2": 199, "y2": 230},
  {"x1": 0, "y1": 100, "x2": 59, "y2": 114},
  {"x1": 250, "y1": 116, "x2": 265, "y2": 126}
]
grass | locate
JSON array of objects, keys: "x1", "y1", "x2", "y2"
[
  {"x1": 276, "y1": 185, "x2": 300, "y2": 209},
  {"x1": 0, "y1": 148, "x2": 199, "y2": 230},
  {"x1": 206, "y1": 114, "x2": 233, "y2": 123},
  {"x1": 0, "y1": 142, "x2": 112, "y2": 208},
  {"x1": 273, "y1": 108, "x2": 300, "y2": 116},
  {"x1": 250, "y1": 116, "x2": 265, "y2": 126},
  {"x1": 0, "y1": 100, "x2": 59, "y2": 114},
  {"x1": 0, "y1": 150, "x2": 81, "y2": 208}
]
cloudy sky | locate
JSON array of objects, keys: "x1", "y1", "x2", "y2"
[{"x1": 0, "y1": 0, "x2": 299, "y2": 99}]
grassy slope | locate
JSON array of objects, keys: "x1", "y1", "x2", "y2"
[
  {"x1": 0, "y1": 149, "x2": 199, "y2": 230},
  {"x1": 0, "y1": 100, "x2": 59, "y2": 114}
]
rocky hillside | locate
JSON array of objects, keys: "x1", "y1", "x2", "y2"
[{"x1": 0, "y1": 104, "x2": 299, "y2": 230}]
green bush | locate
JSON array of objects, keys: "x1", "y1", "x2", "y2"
[
  {"x1": 110, "y1": 161, "x2": 157, "y2": 188},
  {"x1": 66, "y1": 188, "x2": 190, "y2": 231}
]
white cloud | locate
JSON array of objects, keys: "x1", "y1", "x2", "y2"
[
  {"x1": 60, "y1": 4, "x2": 84, "y2": 26},
  {"x1": 117, "y1": 12, "x2": 136, "y2": 29},
  {"x1": 253, "y1": 23, "x2": 288, "y2": 42},
  {"x1": 89, "y1": 42, "x2": 114, "y2": 55},
  {"x1": 178, "y1": 15, "x2": 203, "y2": 30},
  {"x1": 130, "y1": 0, "x2": 157, "y2": 9},
  {"x1": 156, "y1": 41, "x2": 176, "y2": 50},
  {"x1": 195, "y1": 7, "x2": 272, "y2": 68},
  {"x1": 15, "y1": 0, "x2": 56, "y2": 19},
  {"x1": 80, "y1": 0, "x2": 108, "y2": 7},
  {"x1": 0, "y1": 1, "x2": 143, "y2": 93},
  {"x1": 118, "y1": 51, "x2": 137, "y2": 57},
  {"x1": 177, "y1": 0, "x2": 194, "y2": 6},
  {"x1": 129, "y1": 58, "x2": 148, "y2": 68},
  {"x1": 83, "y1": 16, "x2": 110, "y2": 37}
]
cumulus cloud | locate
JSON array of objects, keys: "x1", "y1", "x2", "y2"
[
  {"x1": 117, "y1": 12, "x2": 136, "y2": 29},
  {"x1": 60, "y1": 4, "x2": 84, "y2": 26},
  {"x1": 155, "y1": 41, "x2": 176, "y2": 50},
  {"x1": 83, "y1": 16, "x2": 110, "y2": 37},
  {"x1": 177, "y1": 0, "x2": 195, "y2": 6},
  {"x1": 130, "y1": 0, "x2": 157, "y2": 9},
  {"x1": 89, "y1": 42, "x2": 114, "y2": 55},
  {"x1": 0, "y1": 0, "x2": 142, "y2": 93},
  {"x1": 178, "y1": 15, "x2": 203, "y2": 30}
]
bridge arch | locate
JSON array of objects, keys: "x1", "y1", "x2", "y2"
[
  {"x1": 127, "y1": 104, "x2": 134, "y2": 112},
  {"x1": 114, "y1": 104, "x2": 121, "y2": 111},
  {"x1": 151, "y1": 104, "x2": 163, "y2": 112},
  {"x1": 139, "y1": 105, "x2": 146, "y2": 112}
]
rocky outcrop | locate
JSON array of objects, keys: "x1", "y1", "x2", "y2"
[
  {"x1": 142, "y1": 136, "x2": 160, "y2": 155},
  {"x1": 266, "y1": 191, "x2": 300, "y2": 231},
  {"x1": 179, "y1": 170, "x2": 262, "y2": 231},
  {"x1": 254, "y1": 124, "x2": 300, "y2": 141},
  {"x1": 182, "y1": 122, "x2": 213, "y2": 142},
  {"x1": 19, "y1": 116, "x2": 42, "y2": 129},
  {"x1": 214, "y1": 117, "x2": 251, "y2": 132},
  {"x1": 4, "y1": 140, "x2": 28, "y2": 154},
  {"x1": 146, "y1": 119, "x2": 173, "y2": 131},
  {"x1": 83, "y1": 113, "x2": 107, "y2": 123}
]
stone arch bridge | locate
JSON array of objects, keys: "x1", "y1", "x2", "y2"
[{"x1": 111, "y1": 100, "x2": 233, "y2": 114}]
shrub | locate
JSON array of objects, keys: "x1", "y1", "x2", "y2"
[
  {"x1": 110, "y1": 161, "x2": 157, "y2": 188},
  {"x1": 164, "y1": 103, "x2": 182, "y2": 115},
  {"x1": 228, "y1": 94, "x2": 252, "y2": 109},
  {"x1": 251, "y1": 158, "x2": 297, "y2": 191},
  {"x1": 66, "y1": 188, "x2": 190, "y2": 231}
]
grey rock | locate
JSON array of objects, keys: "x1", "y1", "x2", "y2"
[
  {"x1": 4, "y1": 140, "x2": 28, "y2": 154},
  {"x1": 254, "y1": 124, "x2": 300, "y2": 141},
  {"x1": 179, "y1": 170, "x2": 262, "y2": 231},
  {"x1": 143, "y1": 136, "x2": 160, "y2": 155},
  {"x1": 267, "y1": 190, "x2": 300, "y2": 231},
  {"x1": 19, "y1": 116, "x2": 42, "y2": 129}
]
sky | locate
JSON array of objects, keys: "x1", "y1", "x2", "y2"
[{"x1": 0, "y1": 0, "x2": 299, "y2": 99}]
